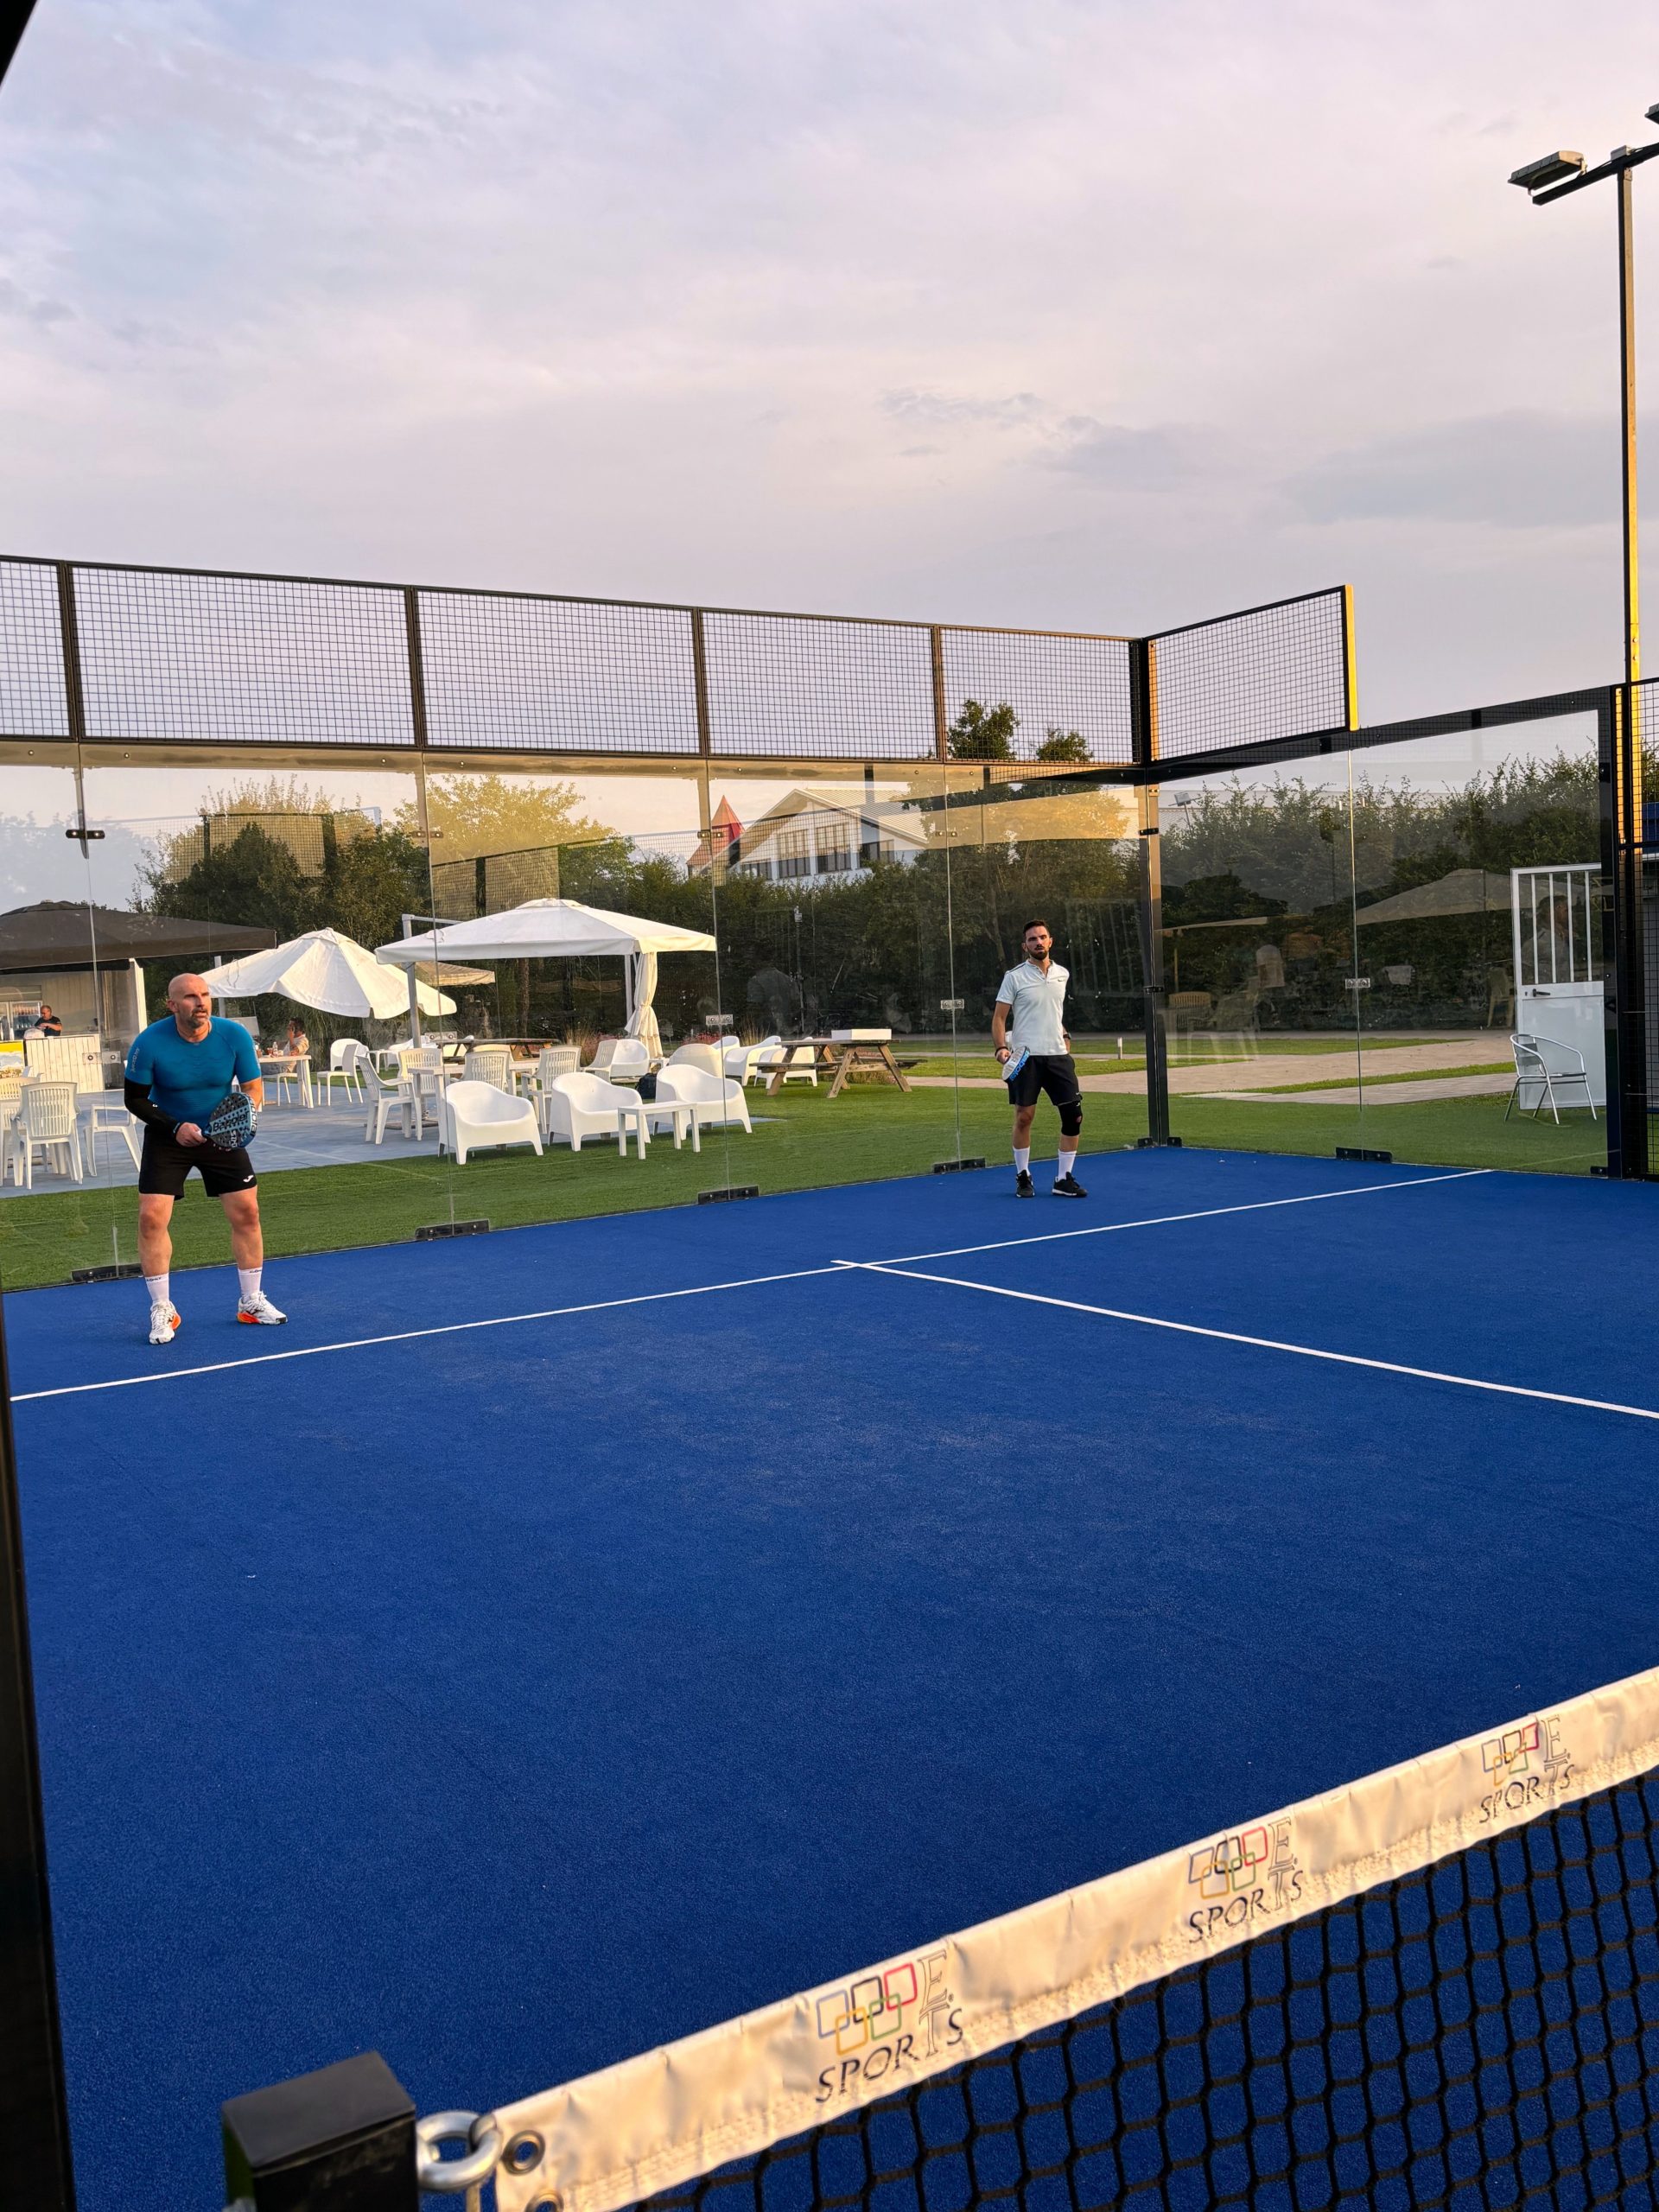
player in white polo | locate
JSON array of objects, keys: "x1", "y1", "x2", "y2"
[{"x1": 992, "y1": 919, "x2": 1086, "y2": 1198}]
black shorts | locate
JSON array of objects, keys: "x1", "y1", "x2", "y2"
[
  {"x1": 137, "y1": 1126, "x2": 257, "y2": 1200},
  {"x1": 1007, "y1": 1052, "x2": 1081, "y2": 1112}
]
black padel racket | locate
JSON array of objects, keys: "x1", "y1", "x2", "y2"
[{"x1": 203, "y1": 1091, "x2": 257, "y2": 1149}]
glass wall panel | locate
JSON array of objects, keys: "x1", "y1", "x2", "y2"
[
  {"x1": 937, "y1": 766, "x2": 1147, "y2": 1182},
  {"x1": 1162, "y1": 762, "x2": 1364, "y2": 1160},
  {"x1": 1350, "y1": 712, "x2": 1605, "y2": 1175},
  {"x1": 0, "y1": 766, "x2": 125, "y2": 1293}
]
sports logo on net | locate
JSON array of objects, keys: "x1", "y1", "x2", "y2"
[
  {"x1": 1478, "y1": 1715, "x2": 1574, "y2": 1822},
  {"x1": 813, "y1": 1949, "x2": 963, "y2": 2103},
  {"x1": 1185, "y1": 1817, "x2": 1303, "y2": 1942}
]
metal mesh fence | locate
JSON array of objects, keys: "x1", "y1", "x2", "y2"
[
  {"x1": 151, "y1": 807, "x2": 382, "y2": 883},
  {"x1": 939, "y1": 628, "x2": 1133, "y2": 766},
  {"x1": 417, "y1": 592, "x2": 701, "y2": 755},
  {"x1": 628, "y1": 1761, "x2": 1659, "y2": 2212},
  {"x1": 0, "y1": 560, "x2": 69, "y2": 737},
  {"x1": 72, "y1": 567, "x2": 415, "y2": 747},
  {"x1": 1152, "y1": 589, "x2": 1351, "y2": 760},
  {"x1": 702, "y1": 614, "x2": 937, "y2": 760},
  {"x1": 0, "y1": 558, "x2": 1351, "y2": 767},
  {"x1": 432, "y1": 844, "x2": 564, "y2": 917}
]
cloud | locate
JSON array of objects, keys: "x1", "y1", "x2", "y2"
[
  {"x1": 882, "y1": 389, "x2": 1046, "y2": 429},
  {"x1": 1044, "y1": 416, "x2": 1210, "y2": 490},
  {"x1": 1284, "y1": 411, "x2": 1625, "y2": 529}
]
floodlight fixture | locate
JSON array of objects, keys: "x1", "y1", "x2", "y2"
[
  {"x1": 1647, "y1": 103, "x2": 1659, "y2": 125},
  {"x1": 1508, "y1": 151, "x2": 1585, "y2": 194}
]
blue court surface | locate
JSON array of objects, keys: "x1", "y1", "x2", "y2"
[{"x1": 8, "y1": 1146, "x2": 1659, "y2": 2212}]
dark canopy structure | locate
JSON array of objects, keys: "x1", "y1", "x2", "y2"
[{"x1": 0, "y1": 902, "x2": 276, "y2": 975}]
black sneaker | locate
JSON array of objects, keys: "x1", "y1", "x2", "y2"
[
  {"x1": 1052, "y1": 1173, "x2": 1088, "y2": 1198},
  {"x1": 1015, "y1": 1167, "x2": 1035, "y2": 1198}
]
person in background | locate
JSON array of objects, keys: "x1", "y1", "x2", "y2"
[
  {"x1": 280, "y1": 1017, "x2": 310, "y2": 1059},
  {"x1": 31, "y1": 1004, "x2": 63, "y2": 1037}
]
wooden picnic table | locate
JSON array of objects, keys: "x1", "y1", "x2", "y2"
[{"x1": 766, "y1": 1033, "x2": 912, "y2": 1100}]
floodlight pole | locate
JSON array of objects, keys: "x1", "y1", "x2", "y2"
[{"x1": 1522, "y1": 135, "x2": 1659, "y2": 687}]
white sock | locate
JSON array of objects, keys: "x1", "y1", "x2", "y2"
[
  {"x1": 1057, "y1": 1148, "x2": 1077, "y2": 1180},
  {"x1": 144, "y1": 1272, "x2": 170, "y2": 1310},
  {"x1": 1014, "y1": 1147, "x2": 1031, "y2": 1173},
  {"x1": 237, "y1": 1267, "x2": 263, "y2": 1305}
]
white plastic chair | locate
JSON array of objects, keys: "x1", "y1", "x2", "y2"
[
  {"x1": 1505, "y1": 1033, "x2": 1598, "y2": 1123},
  {"x1": 607, "y1": 1039, "x2": 652, "y2": 1084},
  {"x1": 723, "y1": 1040, "x2": 771, "y2": 1085},
  {"x1": 438, "y1": 1079, "x2": 543, "y2": 1166},
  {"x1": 755, "y1": 1039, "x2": 818, "y2": 1087},
  {"x1": 5, "y1": 1081, "x2": 83, "y2": 1188},
  {"x1": 651, "y1": 1065, "x2": 753, "y2": 1135},
  {"x1": 464, "y1": 1046, "x2": 514, "y2": 1090},
  {"x1": 315, "y1": 1039, "x2": 365, "y2": 1106},
  {"x1": 363, "y1": 1052, "x2": 419, "y2": 1144},
  {"x1": 667, "y1": 1042, "x2": 726, "y2": 1080},
  {"x1": 544, "y1": 1071, "x2": 645, "y2": 1154},
  {"x1": 588, "y1": 1039, "x2": 621, "y2": 1077},
  {"x1": 81, "y1": 1096, "x2": 141, "y2": 1171}
]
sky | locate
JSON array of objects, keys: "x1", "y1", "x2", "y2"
[{"x1": 3, "y1": 0, "x2": 1658, "y2": 883}]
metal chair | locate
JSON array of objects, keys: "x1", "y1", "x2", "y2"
[{"x1": 1505, "y1": 1033, "x2": 1598, "y2": 1123}]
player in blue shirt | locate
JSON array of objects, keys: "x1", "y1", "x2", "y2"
[{"x1": 124, "y1": 973, "x2": 288, "y2": 1344}]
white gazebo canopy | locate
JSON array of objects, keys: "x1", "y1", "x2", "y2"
[
  {"x1": 377, "y1": 899, "x2": 717, "y2": 1054},
  {"x1": 209, "y1": 927, "x2": 457, "y2": 1020}
]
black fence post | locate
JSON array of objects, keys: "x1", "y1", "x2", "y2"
[
  {"x1": 0, "y1": 1289, "x2": 77, "y2": 2212},
  {"x1": 1599, "y1": 682, "x2": 1649, "y2": 1176},
  {"x1": 1130, "y1": 638, "x2": 1170, "y2": 1145}
]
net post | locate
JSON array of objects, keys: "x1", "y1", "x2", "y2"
[
  {"x1": 0, "y1": 1287, "x2": 77, "y2": 2212},
  {"x1": 403, "y1": 588, "x2": 430, "y2": 751},
  {"x1": 1599, "y1": 681, "x2": 1648, "y2": 1175},
  {"x1": 1129, "y1": 637, "x2": 1170, "y2": 1144},
  {"x1": 221, "y1": 2052, "x2": 417, "y2": 2211},
  {"x1": 691, "y1": 608, "x2": 713, "y2": 758}
]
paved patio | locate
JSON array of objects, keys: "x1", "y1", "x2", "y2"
[{"x1": 1, "y1": 1101, "x2": 441, "y2": 1199}]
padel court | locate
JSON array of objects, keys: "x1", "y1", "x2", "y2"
[{"x1": 7, "y1": 1145, "x2": 1659, "y2": 2212}]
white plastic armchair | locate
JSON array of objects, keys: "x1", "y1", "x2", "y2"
[
  {"x1": 544, "y1": 1071, "x2": 641, "y2": 1153},
  {"x1": 463, "y1": 1046, "x2": 514, "y2": 1090},
  {"x1": 732, "y1": 1036, "x2": 782, "y2": 1086},
  {"x1": 588, "y1": 1039, "x2": 620, "y2": 1077},
  {"x1": 607, "y1": 1039, "x2": 652, "y2": 1084},
  {"x1": 439, "y1": 1078, "x2": 543, "y2": 1166},
  {"x1": 756, "y1": 1039, "x2": 818, "y2": 1087},
  {"x1": 361, "y1": 1051, "x2": 416, "y2": 1145},
  {"x1": 651, "y1": 1065, "x2": 753, "y2": 1135},
  {"x1": 315, "y1": 1038, "x2": 365, "y2": 1105},
  {"x1": 1505, "y1": 1033, "x2": 1598, "y2": 1124},
  {"x1": 666, "y1": 1042, "x2": 725, "y2": 1079}
]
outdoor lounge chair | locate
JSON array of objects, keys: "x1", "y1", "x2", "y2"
[
  {"x1": 438, "y1": 1078, "x2": 543, "y2": 1166},
  {"x1": 650, "y1": 1065, "x2": 753, "y2": 1135},
  {"x1": 543, "y1": 1071, "x2": 645, "y2": 1153}
]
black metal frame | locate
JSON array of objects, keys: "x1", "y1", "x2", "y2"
[{"x1": 0, "y1": 1290, "x2": 76, "y2": 2212}]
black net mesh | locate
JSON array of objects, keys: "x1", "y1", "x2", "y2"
[
  {"x1": 633, "y1": 1765, "x2": 1659, "y2": 2212},
  {"x1": 0, "y1": 558, "x2": 70, "y2": 736},
  {"x1": 702, "y1": 614, "x2": 937, "y2": 760},
  {"x1": 418, "y1": 592, "x2": 701, "y2": 754},
  {"x1": 72, "y1": 566, "x2": 414, "y2": 746},
  {"x1": 938, "y1": 629, "x2": 1134, "y2": 766},
  {"x1": 1152, "y1": 591, "x2": 1351, "y2": 761}
]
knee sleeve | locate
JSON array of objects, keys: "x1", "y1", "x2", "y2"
[{"x1": 1059, "y1": 1101, "x2": 1084, "y2": 1138}]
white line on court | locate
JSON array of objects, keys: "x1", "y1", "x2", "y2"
[
  {"x1": 848, "y1": 1262, "x2": 1659, "y2": 1424},
  {"x1": 867, "y1": 1167, "x2": 1491, "y2": 1268},
  {"x1": 9, "y1": 1265, "x2": 852, "y2": 1402}
]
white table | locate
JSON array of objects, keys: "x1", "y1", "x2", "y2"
[
  {"x1": 257, "y1": 1055, "x2": 314, "y2": 1109},
  {"x1": 640, "y1": 1098, "x2": 700, "y2": 1154}
]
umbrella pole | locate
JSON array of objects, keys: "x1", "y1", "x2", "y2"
[{"x1": 404, "y1": 916, "x2": 423, "y2": 1044}]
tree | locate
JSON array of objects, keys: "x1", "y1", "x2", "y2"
[
  {"x1": 1035, "y1": 727, "x2": 1089, "y2": 763},
  {"x1": 947, "y1": 699, "x2": 1018, "y2": 760},
  {"x1": 402, "y1": 773, "x2": 615, "y2": 861}
]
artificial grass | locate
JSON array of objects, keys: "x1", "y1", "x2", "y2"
[{"x1": 0, "y1": 1081, "x2": 1607, "y2": 1294}]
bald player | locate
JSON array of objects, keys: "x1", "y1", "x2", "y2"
[{"x1": 124, "y1": 973, "x2": 287, "y2": 1344}]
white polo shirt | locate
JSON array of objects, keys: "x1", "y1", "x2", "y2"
[{"x1": 995, "y1": 959, "x2": 1071, "y2": 1055}]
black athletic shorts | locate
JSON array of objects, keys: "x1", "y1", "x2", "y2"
[
  {"x1": 137, "y1": 1126, "x2": 257, "y2": 1199},
  {"x1": 1007, "y1": 1052, "x2": 1081, "y2": 1112}
]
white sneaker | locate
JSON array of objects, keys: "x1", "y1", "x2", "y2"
[
  {"x1": 236, "y1": 1291, "x2": 287, "y2": 1327},
  {"x1": 148, "y1": 1300, "x2": 181, "y2": 1345}
]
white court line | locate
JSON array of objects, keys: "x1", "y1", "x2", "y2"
[
  {"x1": 869, "y1": 1167, "x2": 1491, "y2": 1268},
  {"x1": 849, "y1": 1262, "x2": 1659, "y2": 1424},
  {"x1": 10, "y1": 1266, "x2": 850, "y2": 1403}
]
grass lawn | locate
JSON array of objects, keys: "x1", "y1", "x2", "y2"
[{"x1": 0, "y1": 1081, "x2": 1608, "y2": 1294}]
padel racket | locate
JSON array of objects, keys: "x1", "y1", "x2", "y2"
[
  {"x1": 1000, "y1": 1047, "x2": 1029, "y2": 1087},
  {"x1": 203, "y1": 1091, "x2": 257, "y2": 1149}
]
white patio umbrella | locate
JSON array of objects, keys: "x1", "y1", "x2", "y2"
[
  {"x1": 208, "y1": 927, "x2": 457, "y2": 1020},
  {"x1": 377, "y1": 899, "x2": 715, "y2": 1045}
]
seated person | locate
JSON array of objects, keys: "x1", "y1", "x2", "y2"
[{"x1": 277, "y1": 1019, "x2": 309, "y2": 1060}]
